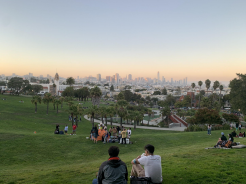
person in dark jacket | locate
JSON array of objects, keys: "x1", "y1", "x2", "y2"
[
  {"x1": 98, "y1": 146, "x2": 128, "y2": 184},
  {"x1": 221, "y1": 132, "x2": 227, "y2": 141}
]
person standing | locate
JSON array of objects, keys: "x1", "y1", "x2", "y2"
[
  {"x1": 93, "y1": 126, "x2": 98, "y2": 144},
  {"x1": 70, "y1": 124, "x2": 77, "y2": 135},
  {"x1": 127, "y1": 128, "x2": 131, "y2": 141},
  {"x1": 121, "y1": 129, "x2": 127, "y2": 144},
  {"x1": 64, "y1": 125, "x2": 68, "y2": 135},
  {"x1": 130, "y1": 144, "x2": 162, "y2": 184},
  {"x1": 207, "y1": 124, "x2": 211, "y2": 135},
  {"x1": 98, "y1": 146, "x2": 128, "y2": 184}
]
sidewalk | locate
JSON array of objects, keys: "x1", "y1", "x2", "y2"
[{"x1": 84, "y1": 115, "x2": 186, "y2": 131}]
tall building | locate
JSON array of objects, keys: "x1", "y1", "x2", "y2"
[
  {"x1": 171, "y1": 78, "x2": 173, "y2": 85},
  {"x1": 97, "y1": 74, "x2": 101, "y2": 81},
  {"x1": 77, "y1": 76, "x2": 79, "y2": 80},
  {"x1": 29, "y1": 73, "x2": 33, "y2": 79},
  {"x1": 162, "y1": 76, "x2": 165, "y2": 83},
  {"x1": 186, "y1": 77, "x2": 187, "y2": 85},
  {"x1": 115, "y1": 73, "x2": 119, "y2": 84},
  {"x1": 106, "y1": 76, "x2": 110, "y2": 81},
  {"x1": 157, "y1": 71, "x2": 160, "y2": 83},
  {"x1": 128, "y1": 74, "x2": 132, "y2": 81}
]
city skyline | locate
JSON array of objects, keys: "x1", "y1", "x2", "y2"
[{"x1": 1, "y1": 0, "x2": 246, "y2": 83}]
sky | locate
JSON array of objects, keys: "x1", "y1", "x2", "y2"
[{"x1": 1, "y1": 0, "x2": 246, "y2": 84}]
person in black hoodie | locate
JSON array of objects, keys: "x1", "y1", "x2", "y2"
[
  {"x1": 98, "y1": 146, "x2": 128, "y2": 184},
  {"x1": 221, "y1": 132, "x2": 227, "y2": 141}
]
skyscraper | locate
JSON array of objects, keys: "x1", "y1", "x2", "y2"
[
  {"x1": 157, "y1": 71, "x2": 160, "y2": 83},
  {"x1": 106, "y1": 76, "x2": 110, "y2": 81},
  {"x1": 115, "y1": 73, "x2": 119, "y2": 84},
  {"x1": 128, "y1": 74, "x2": 132, "y2": 81},
  {"x1": 97, "y1": 74, "x2": 101, "y2": 81}
]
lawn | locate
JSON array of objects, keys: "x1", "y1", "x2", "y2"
[{"x1": 0, "y1": 95, "x2": 246, "y2": 184}]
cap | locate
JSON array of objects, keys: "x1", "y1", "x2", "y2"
[{"x1": 221, "y1": 132, "x2": 224, "y2": 135}]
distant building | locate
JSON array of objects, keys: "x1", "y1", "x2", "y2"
[
  {"x1": 128, "y1": 74, "x2": 132, "y2": 81},
  {"x1": 106, "y1": 76, "x2": 111, "y2": 81},
  {"x1": 97, "y1": 74, "x2": 101, "y2": 81}
]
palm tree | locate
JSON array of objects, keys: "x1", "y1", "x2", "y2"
[
  {"x1": 205, "y1": 79, "x2": 211, "y2": 96},
  {"x1": 219, "y1": 85, "x2": 223, "y2": 104},
  {"x1": 90, "y1": 86, "x2": 102, "y2": 106},
  {"x1": 147, "y1": 109, "x2": 152, "y2": 125},
  {"x1": 212, "y1": 80, "x2": 220, "y2": 105},
  {"x1": 31, "y1": 95, "x2": 42, "y2": 113},
  {"x1": 60, "y1": 97, "x2": 65, "y2": 108},
  {"x1": 133, "y1": 111, "x2": 142, "y2": 130},
  {"x1": 117, "y1": 106, "x2": 127, "y2": 127},
  {"x1": 198, "y1": 81, "x2": 203, "y2": 108},
  {"x1": 106, "y1": 106, "x2": 115, "y2": 127},
  {"x1": 191, "y1": 83, "x2": 196, "y2": 107},
  {"x1": 98, "y1": 106, "x2": 106, "y2": 124},
  {"x1": 66, "y1": 77, "x2": 75, "y2": 87},
  {"x1": 67, "y1": 104, "x2": 83, "y2": 127},
  {"x1": 86, "y1": 105, "x2": 98, "y2": 128},
  {"x1": 160, "y1": 106, "x2": 171, "y2": 125},
  {"x1": 54, "y1": 98, "x2": 61, "y2": 114},
  {"x1": 42, "y1": 93, "x2": 53, "y2": 114}
]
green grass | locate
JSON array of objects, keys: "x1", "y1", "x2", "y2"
[{"x1": 1, "y1": 95, "x2": 246, "y2": 184}]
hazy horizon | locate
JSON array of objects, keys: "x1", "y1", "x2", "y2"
[{"x1": 1, "y1": 0, "x2": 246, "y2": 82}]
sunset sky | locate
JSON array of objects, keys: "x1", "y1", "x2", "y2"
[{"x1": 1, "y1": 0, "x2": 246, "y2": 83}]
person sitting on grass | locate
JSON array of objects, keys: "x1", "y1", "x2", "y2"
[
  {"x1": 130, "y1": 144, "x2": 162, "y2": 184},
  {"x1": 228, "y1": 134, "x2": 234, "y2": 142},
  {"x1": 221, "y1": 132, "x2": 227, "y2": 141},
  {"x1": 55, "y1": 124, "x2": 59, "y2": 134},
  {"x1": 92, "y1": 172, "x2": 98, "y2": 184},
  {"x1": 231, "y1": 130, "x2": 238, "y2": 138},
  {"x1": 98, "y1": 146, "x2": 128, "y2": 184},
  {"x1": 239, "y1": 132, "x2": 244, "y2": 138}
]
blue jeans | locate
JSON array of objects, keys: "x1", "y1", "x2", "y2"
[{"x1": 208, "y1": 129, "x2": 211, "y2": 134}]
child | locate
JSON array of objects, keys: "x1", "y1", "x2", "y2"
[
  {"x1": 64, "y1": 125, "x2": 68, "y2": 135},
  {"x1": 128, "y1": 128, "x2": 131, "y2": 141}
]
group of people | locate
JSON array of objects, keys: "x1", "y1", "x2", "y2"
[
  {"x1": 54, "y1": 124, "x2": 77, "y2": 135},
  {"x1": 214, "y1": 131, "x2": 244, "y2": 148},
  {"x1": 90, "y1": 124, "x2": 132, "y2": 144},
  {"x1": 93, "y1": 144, "x2": 162, "y2": 184},
  {"x1": 68, "y1": 115, "x2": 81, "y2": 122}
]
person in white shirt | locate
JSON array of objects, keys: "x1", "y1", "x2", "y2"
[
  {"x1": 64, "y1": 125, "x2": 68, "y2": 135},
  {"x1": 131, "y1": 144, "x2": 162, "y2": 184},
  {"x1": 127, "y1": 128, "x2": 131, "y2": 141}
]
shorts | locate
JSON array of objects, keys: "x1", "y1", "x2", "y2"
[
  {"x1": 65, "y1": 131, "x2": 67, "y2": 133},
  {"x1": 93, "y1": 133, "x2": 98, "y2": 138},
  {"x1": 73, "y1": 129, "x2": 76, "y2": 132},
  {"x1": 128, "y1": 135, "x2": 131, "y2": 138}
]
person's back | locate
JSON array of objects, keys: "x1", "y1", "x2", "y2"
[
  {"x1": 98, "y1": 146, "x2": 128, "y2": 184},
  {"x1": 139, "y1": 155, "x2": 162, "y2": 183}
]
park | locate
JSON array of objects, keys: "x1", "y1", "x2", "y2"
[{"x1": 1, "y1": 94, "x2": 246, "y2": 184}]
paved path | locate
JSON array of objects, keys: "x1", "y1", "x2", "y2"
[{"x1": 83, "y1": 115, "x2": 186, "y2": 131}]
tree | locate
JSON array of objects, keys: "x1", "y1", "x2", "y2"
[
  {"x1": 191, "y1": 83, "x2": 196, "y2": 106},
  {"x1": 0, "y1": 81, "x2": 6, "y2": 86},
  {"x1": 7, "y1": 77, "x2": 24, "y2": 95},
  {"x1": 205, "y1": 79, "x2": 211, "y2": 96},
  {"x1": 106, "y1": 106, "x2": 115, "y2": 127},
  {"x1": 153, "y1": 91, "x2": 161, "y2": 95},
  {"x1": 117, "y1": 92, "x2": 125, "y2": 101},
  {"x1": 193, "y1": 108, "x2": 222, "y2": 125},
  {"x1": 164, "y1": 94, "x2": 176, "y2": 106},
  {"x1": 229, "y1": 73, "x2": 246, "y2": 115},
  {"x1": 62, "y1": 87, "x2": 74, "y2": 97},
  {"x1": 42, "y1": 93, "x2": 53, "y2": 114},
  {"x1": 117, "y1": 100, "x2": 128, "y2": 107},
  {"x1": 67, "y1": 104, "x2": 83, "y2": 127},
  {"x1": 98, "y1": 106, "x2": 106, "y2": 124},
  {"x1": 162, "y1": 88, "x2": 167, "y2": 95},
  {"x1": 90, "y1": 86, "x2": 102, "y2": 106},
  {"x1": 60, "y1": 97, "x2": 65, "y2": 108},
  {"x1": 86, "y1": 105, "x2": 98, "y2": 128},
  {"x1": 31, "y1": 95, "x2": 42, "y2": 113},
  {"x1": 54, "y1": 98, "x2": 61, "y2": 114},
  {"x1": 147, "y1": 109, "x2": 152, "y2": 125},
  {"x1": 160, "y1": 106, "x2": 171, "y2": 125},
  {"x1": 66, "y1": 77, "x2": 75, "y2": 86},
  {"x1": 212, "y1": 80, "x2": 220, "y2": 104},
  {"x1": 219, "y1": 85, "x2": 223, "y2": 104},
  {"x1": 32, "y1": 85, "x2": 43, "y2": 94},
  {"x1": 200, "y1": 97, "x2": 211, "y2": 108},
  {"x1": 117, "y1": 106, "x2": 127, "y2": 127},
  {"x1": 110, "y1": 85, "x2": 114, "y2": 91},
  {"x1": 198, "y1": 80, "x2": 203, "y2": 109}
]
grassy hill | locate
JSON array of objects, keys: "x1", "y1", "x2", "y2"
[{"x1": 0, "y1": 95, "x2": 246, "y2": 184}]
